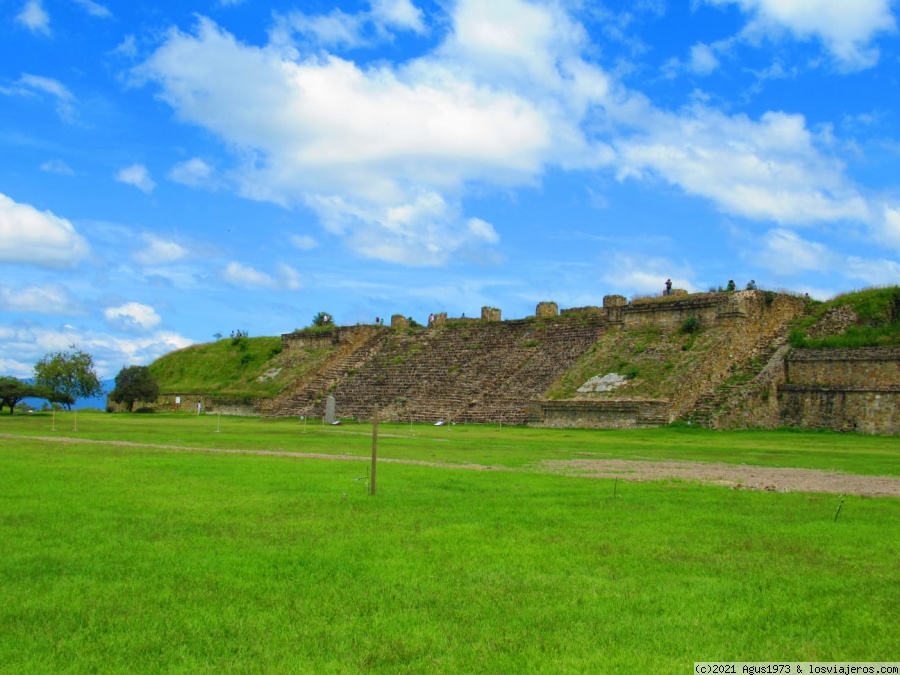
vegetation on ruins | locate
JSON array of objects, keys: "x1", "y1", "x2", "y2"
[
  {"x1": 790, "y1": 285, "x2": 900, "y2": 348},
  {"x1": 1, "y1": 413, "x2": 897, "y2": 671},
  {"x1": 137, "y1": 286, "x2": 896, "y2": 425},
  {"x1": 149, "y1": 336, "x2": 328, "y2": 398}
]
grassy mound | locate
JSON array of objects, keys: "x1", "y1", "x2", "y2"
[
  {"x1": 149, "y1": 335, "x2": 335, "y2": 398},
  {"x1": 790, "y1": 285, "x2": 900, "y2": 349}
]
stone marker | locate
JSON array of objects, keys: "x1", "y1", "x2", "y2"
[{"x1": 325, "y1": 394, "x2": 336, "y2": 424}]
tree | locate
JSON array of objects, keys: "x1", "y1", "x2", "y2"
[
  {"x1": 109, "y1": 365, "x2": 160, "y2": 412},
  {"x1": 311, "y1": 311, "x2": 334, "y2": 327},
  {"x1": 33, "y1": 346, "x2": 104, "y2": 410},
  {"x1": 0, "y1": 377, "x2": 58, "y2": 414}
]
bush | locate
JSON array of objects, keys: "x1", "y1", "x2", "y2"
[{"x1": 679, "y1": 316, "x2": 701, "y2": 335}]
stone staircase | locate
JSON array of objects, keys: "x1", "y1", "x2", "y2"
[
  {"x1": 272, "y1": 315, "x2": 608, "y2": 424},
  {"x1": 263, "y1": 328, "x2": 390, "y2": 417},
  {"x1": 687, "y1": 332, "x2": 792, "y2": 427}
]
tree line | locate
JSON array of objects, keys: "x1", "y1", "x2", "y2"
[{"x1": 0, "y1": 346, "x2": 160, "y2": 414}]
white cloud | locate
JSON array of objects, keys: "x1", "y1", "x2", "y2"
[
  {"x1": 0, "y1": 322, "x2": 193, "y2": 378},
  {"x1": 137, "y1": 1, "x2": 893, "y2": 271},
  {"x1": 133, "y1": 234, "x2": 188, "y2": 265},
  {"x1": 221, "y1": 261, "x2": 301, "y2": 290},
  {"x1": 467, "y1": 217, "x2": 499, "y2": 244},
  {"x1": 370, "y1": 0, "x2": 426, "y2": 33},
  {"x1": 276, "y1": 263, "x2": 302, "y2": 290},
  {"x1": 615, "y1": 105, "x2": 871, "y2": 225},
  {"x1": 16, "y1": 74, "x2": 75, "y2": 121},
  {"x1": 0, "y1": 193, "x2": 89, "y2": 268},
  {"x1": 40, "y1": 159, "x2": 74, "y2": 175},
  {"x1": 290, "y1": 234, "x2": 318, "y2": 251},
  {"x1": 704, "y1": 0, "x2": 897, "y2": 70},
  {"x1": 16, "y1": 0, "x2": 50, "y2": 35},
  {"x1": 115, "y1": 164, "x2": 156, "y2": 193},
  {"x1": 112, "y1": 34, "x2": 138, "y2": 58},
  {"x1": 878, "y1": 204, "x2": 900, "y2": 251},
  {"x1": 137, "y1": 6, "x2": 612, "y2": 265},
  {"x1": 689, "y1": 43, "x2": 720, "y2": 75},
  {"x1": 757, "y1": 228, "x2": 832, "y2": 274},
  {"x1": 168, "y1": 158, "x2": 215, "y2": 188},
  {"x1": 599, "y1": 255, "x2": 698, "y2": 295},
  {"x1": 104, "y1": 302, "x2": 162, "y2": 332},
  {"x1": 72, "y1": 0, "x2": 111, "y2": 19},
  {"x1": 0, "y1": 283, "x2": 80, "y2": 314}
]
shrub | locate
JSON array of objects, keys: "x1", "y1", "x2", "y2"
[{"x1": 679, "y1": 316, "x2": 701, "y2": 335}]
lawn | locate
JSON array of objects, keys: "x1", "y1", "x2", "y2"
[{"x1": 1, "y1": 413, "x2": 897, "y2": 673}]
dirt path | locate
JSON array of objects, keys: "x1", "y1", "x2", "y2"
[
  {"x1": 3, "y1": 433, "x2": 898, "y2": 497},
  {"x1": 537, "y1": 459, "x2": 900, "y2": 498}
]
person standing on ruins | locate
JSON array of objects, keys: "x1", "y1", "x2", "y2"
[{"x1": 665, "y1": 279, "x2": 672, "y2": 296}]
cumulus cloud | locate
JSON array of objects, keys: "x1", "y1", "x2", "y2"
[
  {"x1": 16, "y1": 0, "x2": 50, "y2": 35},
  {"x1": 704, "y1": 0, "x2": 897, "y2": 70},
  {"x1": 614, "y1": 105, "x2": 870, "y2": 225},
  {"x1": 222, "y1": 261, "x2": 301, "y2": 290},
  {"x1": 0, "y1": 283, "x2": 81, "y2": 314},
  {"x1": 370, "y1": 0, "x2": 426, "y2": 34},
  {"x1": 115, "y1": 164, "x2": 156, "y2": 193},
  {"x1": 137, "y1": 4, "x2": 616, "y2": 264},
  {"x1": 0, "y1": 323, "x2": 194, "y2": 378},
  {"x1": 104, "y1": 302, "x2": 162, "y2": 332},
  {"x1": 168, "y1": 158, "x2": 215, "y2": 188},
  {"x1": 0, "y1": 193, "x2": 89, "y2": 268},
  {"x1": 133, "y1": 234, "x2": 187, "y2": 265},
  {"x1": 136, "y1": 0, "x2": 891, "y2": 269}
]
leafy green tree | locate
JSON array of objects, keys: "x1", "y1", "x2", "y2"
[
  {"x1": 33, "y1": 346, "x2": 104, "y2": 410},
  {"x1": 311, "y1": 311, "x2": 334, "y2": 327},
  {"x1": 0, "y1": 377, "x2": 59, "y2": 414},
  {"x1": 110, "y1": 365, "x2": 160, "y2": 412}
]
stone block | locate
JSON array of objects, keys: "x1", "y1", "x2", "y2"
[
  {"x1": 535, "y1": 302, "x2": 558, "y2": 318},
  {"x1": 481, "y1": 306, "x2": 501, "y2": 321}
]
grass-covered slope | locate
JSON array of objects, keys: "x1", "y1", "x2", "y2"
[
  {"x1": 149, "y1": 335, "x2": 336, "y2": 398},
  {"x1": 790, "y1": 285, "x2": 900, "y2": 348}
]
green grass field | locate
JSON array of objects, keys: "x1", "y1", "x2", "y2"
[{"x1": 1, "y1": 413, "x2": 898, "y2": 673}]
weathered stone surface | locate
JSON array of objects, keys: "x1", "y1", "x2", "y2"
[
  {"x1": 536, "y1": 302, "x2": 558, "y2": 318},
  {"x1": 481, "y1": 306, "x2": 501, "y2": 321},
  {"x1": 577, "y1": 373, "x2": 628, "y2": 393}
]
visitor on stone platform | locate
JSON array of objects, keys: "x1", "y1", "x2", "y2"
[
  {"x1": 726, "y1": 279, "x2": 736, "y2": 291},
  {"x1": 746, "y1": 279, "x2": 757, "y2": 290},
  {"x1": 665, "y1": 279, "x2": 672, "y2": 295}
]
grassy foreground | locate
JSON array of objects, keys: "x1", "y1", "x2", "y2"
[{"x1": 1, "y1": 414, "x2": 898, "y2": 673}]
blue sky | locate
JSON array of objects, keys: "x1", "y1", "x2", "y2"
[{"x1": 2, "y1": 0, "x2": 899, "y2": 379}]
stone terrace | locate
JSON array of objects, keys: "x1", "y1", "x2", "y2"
[{"x1": 268, "y1": 314, "x2": 608, "y2": 424}]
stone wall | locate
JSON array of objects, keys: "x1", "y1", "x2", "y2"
[
  {"x1": 107, "y1": 393, "x2": 264, "y2": 416},
  {"x1": 786, "y1": 348, "x2": 899, "y2": 387},
  {"x1": 710, "y1": 347, "x2": 899, "y2": 435},
  {"x1": 778, "y1": 386, "x2": 899, "y2": 435},
  {"x1": 527, "y1": 399, "x2": 670, "y2": 429}
]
